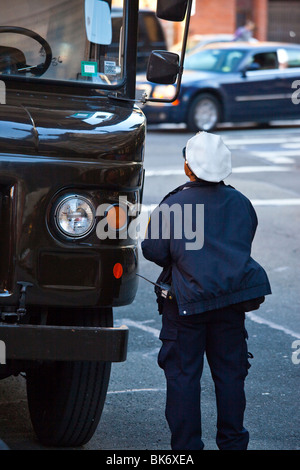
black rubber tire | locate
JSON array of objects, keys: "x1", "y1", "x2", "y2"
[
  {"x1": 26, "y1": 307, "x2": 112, "y2": 447},
  {"x1": 187, "y1": 93, "x2": 221, "y2": 132}
]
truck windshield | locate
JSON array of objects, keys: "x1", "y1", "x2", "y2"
[{"x1": 0, "y1": 0, "x2": 125, "y2": 87}]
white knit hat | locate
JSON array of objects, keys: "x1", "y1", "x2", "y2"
[{"x1": 185, "y1": 132, "x2": 232, "y2": 182}]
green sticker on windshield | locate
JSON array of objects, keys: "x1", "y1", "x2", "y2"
[{"x1": 81, "y1": 61, "x2": 98, "y2": 77}]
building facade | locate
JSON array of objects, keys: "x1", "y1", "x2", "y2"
[
  {"x1": 138, "y1": 0, "x2": 300, "y2": 46},
  {"x1": 189, "y1": 0, "x2": 300, "y2": 43}
]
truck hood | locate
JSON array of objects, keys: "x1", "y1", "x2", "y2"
[
  {"x1": 0, "y1": 100, "x2": 145, "y2": 161},
  {"x1": 0, "y1": 105, "x2": 38, "y2": 154}
]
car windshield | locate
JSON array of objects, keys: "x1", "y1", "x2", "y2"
[
  {"x1": 184, "y1": 47, "x2": 247, "y2": 73},
  {"x1": 0, "y1": 0, "x2": 125, "y2": 87}
]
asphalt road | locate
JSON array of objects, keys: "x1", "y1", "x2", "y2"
[{"x1": 0, "y1": 122, "x2": 299, "y2": 452}]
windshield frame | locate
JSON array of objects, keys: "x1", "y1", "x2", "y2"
[{"x1": 0, "y1": 0, "x2": 129, "y2": 92}]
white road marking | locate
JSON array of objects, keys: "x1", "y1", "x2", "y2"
[
  {"x1": 145, "y1": 169, "x2": 183, "y2": 177},
  {"x1": 107, "y1": 388, "x2": 165, "y2": 395},
  {"x1": 111, "y1": 311, "x2": 299, "y2": 399},
  {"x1": 246, "y1": 312, "x2": 300, "y2": 339},
  {"x1": 233, "y1": 166, "x2": 291, "y2": 173},
  {"x1": 116, "y1": 318, "x2": 160, "y2": 338},
  {"x1": 145, "y1": 166, "x2": 292, "y2": 177},
  {"x1": 273, "y1": 266, "x2": 289, "y2": 272},
  {"x1": 118, "y1": 314, "x2": 300, "y2": 343},
  {"x1": 251, "y1": 199, "x2": 300, "y2": 206},
  {"x1": 222, "y1": 137, "x2": 300, "y2": 146},
  {"x1": 250, "y1": 151, "x2": 296, "y2": 164},
  {"x1": 141, "y1": 198, "x2": 300, "y2": 212},
  {"x1": 281, "y1": 143, "x2": 300, "y2": 149}
]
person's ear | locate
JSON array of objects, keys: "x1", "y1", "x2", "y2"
[{"x1": 184, "y1": 161, "x2": 192, "y2": 176}]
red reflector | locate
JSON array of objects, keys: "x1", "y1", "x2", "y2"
[{"x1": 113, "y1": 263, "x2": 123, "y2": 279}]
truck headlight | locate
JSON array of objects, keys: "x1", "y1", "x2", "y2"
[{"x1": 54, "y1": 194, "x2": 95, "y2": 238}]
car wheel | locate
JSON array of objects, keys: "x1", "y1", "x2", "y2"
[
  {"x1": 26, "y1": 307, "x2": 112, "y2": 447},
  {"x1": 187, "y1": 93, "x2": 221, "y2": 132}
]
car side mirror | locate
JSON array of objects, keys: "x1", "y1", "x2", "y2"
[
  {"x1": 147, "y1": 51, "x2": 180, "y2": 84},
  {"x1": 156, "y1": 0, "x2": 188, "y2": 21},
  {"x1": 247, "y1": 62, "x2": 260, "y2": 71},
  {"x1": 241, "y1": 62, "x2": 260, "y2": 77}
]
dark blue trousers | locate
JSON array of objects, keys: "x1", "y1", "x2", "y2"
[{"x1": 158, "y1": 299, "x2": 250, "y2": 450}]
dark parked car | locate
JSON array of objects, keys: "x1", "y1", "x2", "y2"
[
  {"x1": 138, "y1": 42, "x2": 300, "y2": 130},
  {"x1": 170, "y1": 33, "x2": 236, "y2": 54}
]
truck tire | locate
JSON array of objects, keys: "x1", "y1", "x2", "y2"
[
  {"x1": 26, "y1": 307, "x2": 112, "y2": 447},
  {"x1": 187, "y1": 93, "x2": 221, "y2": 132}
]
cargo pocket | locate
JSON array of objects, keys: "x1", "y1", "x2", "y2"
[
  {"x1": 243, "y1": 327, "x2": 252, "y2": 375},
  {"x1": 158, "y1": 326, "x2": 181, "y2": 379}
]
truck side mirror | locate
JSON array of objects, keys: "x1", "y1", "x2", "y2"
[
  {"x1": 85, "y1": 0, "x2": 112, "y2": 45},
  {"x1": 156, "y1": 0, "x2": 188, "y2": 21},
  {"x1": 142, "y1": 0, "x2": 192, "y2": 104},
  {"x1": 147, "y1": 51, "x2": 179, "y2": 84}
]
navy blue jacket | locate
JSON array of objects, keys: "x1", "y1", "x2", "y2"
[{"x1": 141, "y1": 181, "x2": 271, "y2": 316}]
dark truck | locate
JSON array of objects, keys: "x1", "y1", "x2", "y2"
[{"x1": 0, "y1": 0, "x2": 191, "y2": 447}]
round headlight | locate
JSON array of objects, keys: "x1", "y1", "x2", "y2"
[{"x1": 54, "y1": 195, "x2": 95, "y2": 238}]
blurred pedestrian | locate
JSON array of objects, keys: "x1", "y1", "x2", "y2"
[
  {"x1": 141, "y1": 131, "x2": 271, "y2": 450},
  {"x1": 234, "y1": 20, "x2": 255, "y2": 41}
]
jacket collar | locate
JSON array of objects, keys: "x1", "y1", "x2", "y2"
[{"x1": 160, "y1": 180, "x2": 224, "y2": 204}]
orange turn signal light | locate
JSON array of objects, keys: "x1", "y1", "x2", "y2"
[{"x1": 106, "y1": 205, "x2": 127, "y2": 230}]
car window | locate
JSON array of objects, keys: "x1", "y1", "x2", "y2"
[
  {"x1": 278, "y1": 48, "x2": 300, "y2": 68},
  {"x1": 248, "y1": 52, "x2": 278, "y2": 70},
  {"x1": 222, "y1": 51, "x2": 244, "y2": 72},
  {"x1": 184, "y1": 48, "x2": 246, "y2": 73}
]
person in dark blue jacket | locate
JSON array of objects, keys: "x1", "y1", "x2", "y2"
[{"x1": 141, "y1": 131, "x2": 271, "y2": 450}]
